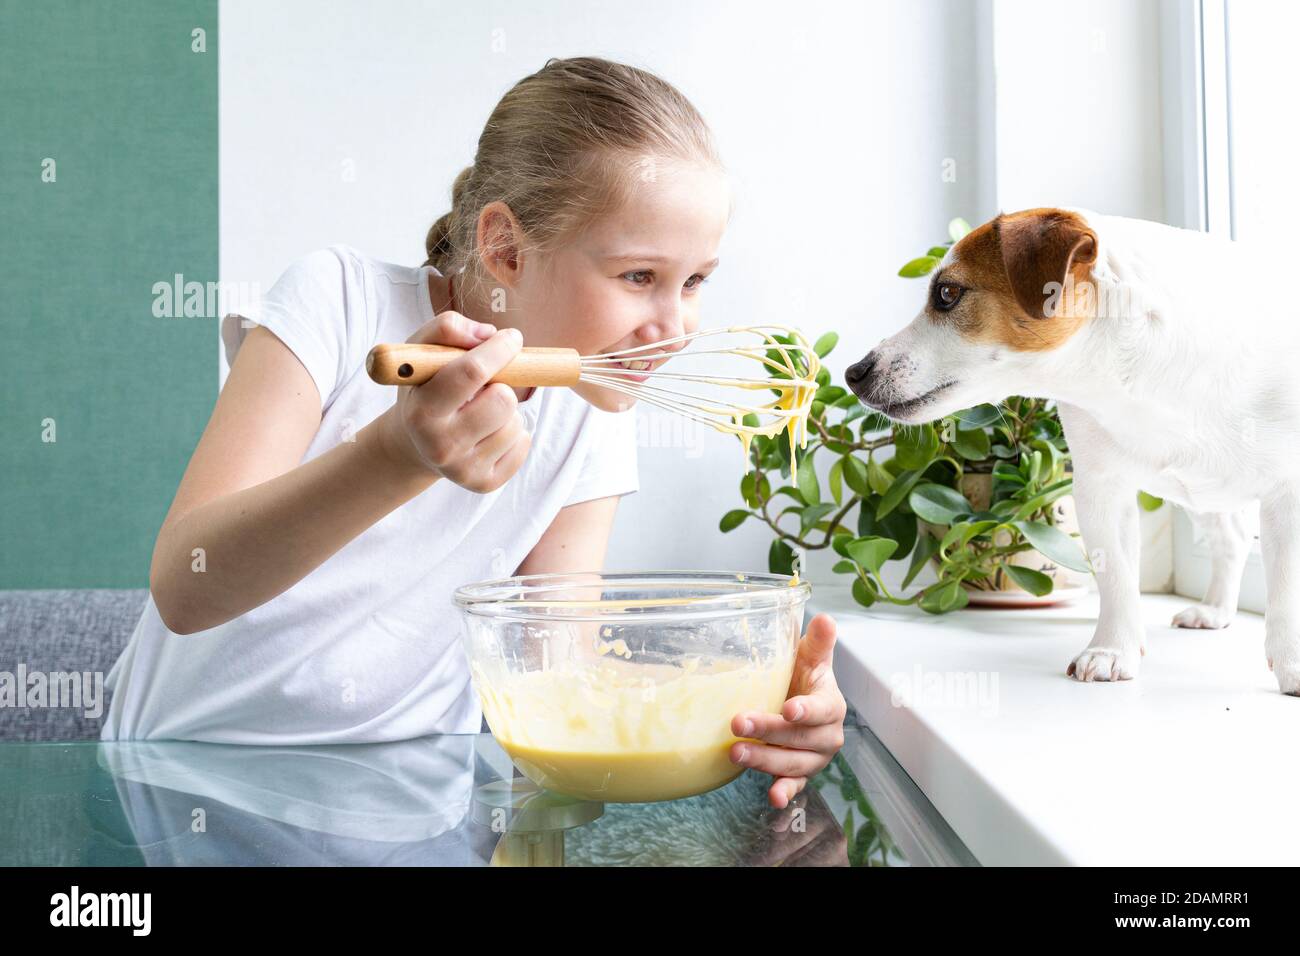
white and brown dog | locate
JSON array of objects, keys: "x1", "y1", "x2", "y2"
[{"x1": 846, "y1": 208, "x2": 1300, "y2": 693}]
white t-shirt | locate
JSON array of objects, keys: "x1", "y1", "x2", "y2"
[{"x1": 101, "y1": 245, "x2": 639, "y2": 744}]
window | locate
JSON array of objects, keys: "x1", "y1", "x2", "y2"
[{"x1": 1165, "y1": 0, "x2": 1292, "y2": 614}]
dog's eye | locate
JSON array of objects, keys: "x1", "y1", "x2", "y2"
[{"x1": 933, "y1": 282, "x2": 964, "y2": 312}]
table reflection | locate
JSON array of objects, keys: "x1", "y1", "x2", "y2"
[{"x1": 87, "y1": 734, "x2": 848, "y2": 866}]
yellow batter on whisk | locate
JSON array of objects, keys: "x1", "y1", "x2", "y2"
[{"x1": 705, "y1": 325, "x2": 820, "y2": 474}]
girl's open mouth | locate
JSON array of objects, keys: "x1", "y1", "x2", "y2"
[{"x1": 601, "y1": 355, "x2": 668, "y2": 384}]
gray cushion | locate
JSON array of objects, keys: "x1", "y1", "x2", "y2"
[{"x1": 0, "y1": 589, "x2": 147, "y2": 741}]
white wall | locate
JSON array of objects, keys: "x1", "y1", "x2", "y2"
[
  {"x1": 219, "y1": 0, "x2": 993, "y2": 580},
  {"x1": 991, "y1": 0, "x2": 1166, "y2": 222}
]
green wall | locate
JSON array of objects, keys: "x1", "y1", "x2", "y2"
[{"x1": 0, "y1": 1, "x2": 219, "y2": 587}]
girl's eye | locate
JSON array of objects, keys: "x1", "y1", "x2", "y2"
[
  {"x1": 623, "y1": 271, "x2": 652, "y2": 286},
  {"x1": 684, "y1": 274, "x2": 708, "y2": 291}
]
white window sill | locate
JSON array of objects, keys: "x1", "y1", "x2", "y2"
[{"x1": 810, "y1": 581, "x2": 1285, "y2": 865}]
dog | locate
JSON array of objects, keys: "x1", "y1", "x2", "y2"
[{"x1": 845, "y1": 207, "x2": 1300, "y2": 693}]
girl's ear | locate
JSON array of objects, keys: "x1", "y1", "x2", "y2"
[{"x1": 476, "y1": 201, "x2": 526, "y2": 288}]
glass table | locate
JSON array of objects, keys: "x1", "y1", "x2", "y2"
[{"x1": 0, "y1": 711, "x2": 976, "y2": 867}]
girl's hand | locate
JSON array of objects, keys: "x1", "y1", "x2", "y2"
[
  {"x1": 729, "y1": 613, "x2": 847, "y2": 809},
  {"x1": 378, "y1": 311, "x2": 533, "y2": 492}
]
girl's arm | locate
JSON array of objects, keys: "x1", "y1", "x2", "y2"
[
  {"x1": 152, "y1": 313, "x2": 525, "y2": 634},
  {"x1": 514, "y1": 496, "x2": 621, "y2": 575}
]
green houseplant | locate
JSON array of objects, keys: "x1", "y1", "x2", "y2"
[{"x1": 718, "y1": 219, "x2": 1095, "y2": 613}]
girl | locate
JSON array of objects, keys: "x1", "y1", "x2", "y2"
[{"x1": 103, "y1": 56, "x2": 845, "y2": 809}]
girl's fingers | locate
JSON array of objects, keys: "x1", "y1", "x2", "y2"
[
  {"x1": 730, "y1": 739, "x2": 829, "y2": 779},
  {"x1": 424, "y1": 327, "x2": 522, "y2": 417},
  {"x1": 735, "y1": 713, "x2": 844, "y2": 751},
  {"x1": 471, "y1": 407, "x2": 527, "y2": 461},
  {"x1": 797, "y1": 614, "x2": 837, "y2": 668},
  {"x1": 406, "y1": 309, "x2": 496, "y2": 349},
  {"x1": 781, "y1": 686, "x2": 844, "y2": 726},
  {"x1": 769, "y1": 776, "x2": 808, "y2": 810},
  {"x1": 458, "y1": 382, "x2": 521, "y2": 445},
  {"x1": 487, "y1": 430, "x2": 532, "y2": 486}
]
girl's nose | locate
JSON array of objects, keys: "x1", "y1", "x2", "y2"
[{"x1": 644, "y1": 308, "x2": 688, "y2": 346}]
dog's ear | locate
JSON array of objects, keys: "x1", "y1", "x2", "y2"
[{"x1": 996, "y1": 210, "x2": 1098, "y2": 320}]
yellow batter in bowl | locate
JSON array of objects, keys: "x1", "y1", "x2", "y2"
[{"x1": 455, "y1": 572, "x2": 808, "y2": 803}]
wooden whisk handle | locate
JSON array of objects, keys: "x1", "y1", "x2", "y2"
[{"x1": 366, "y1": 344, "x2": 582, "y2": 387}]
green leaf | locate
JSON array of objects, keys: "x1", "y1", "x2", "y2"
[
  {"x1": 939, "y1": 521, "x2": 970, "y2": 554},
  {"x1": 800, "y1": 503, "x2": 836, "y2": 535},
  {"x1": 813, "y1": 332, "x2": 839, "y2": 357},
  {"x1": 877, "y1": 468, "x2": 923, "y2": 519},
  {"x1": 1013, "y1": 478, "x2": 1073, "y2": 521},
  {"x1": 851, "y1": 576, "x2": 877, "y2": 607},
  {"x1": 926, "y1": 245, "x2": 949, "y2": 258},
  {"x1": 920, "y1": 580, "x2": 961, "y2": 616},
  {"x1": 832, "y1": 533, "x2": 854, "y2": 558},
  {"x1": 898, "y1": 255, "x2": 941, "y2": 278},
  {"x1": 768, "y1": 538, "x2": 796, "y2": 575},
  {"x1": 832, "y1": 559, "x2": 856, "y2": 574},
  {"x1": 1012, "y1": 520, "x2": 1091, "y2": 573},
  {"x1": 903, "y1": 531, "x2": 940, "y2": 588},
  {"x1": 773, "y1": 485, "x2": 806, "y2": 507},
  {"x1": 815, "y1": 385, "x2": 847, "y2": 404},
  {"x1": 1028, "y1": 449, "x2": 1044, "y2": 485},
  {"x1": 845, "y1": 536, "x2": 898, "y2": 575},
  {"x1": 1032, "y1": 437, "x2": 1063, "y2": 475},
  {"x1": 719, "y1": 509, "x2": 750, "y2": 533},
  {"x1": 959, "y1": 520, "x2": 1000, "y2": 545},
  {"x1": 908, "y1": 483, "x2": 974, "y2": 524},
  {"x1": 948, "y1": 217, "x2": 972, "y2": 242},
  {"x1": 894, "y1": 424, "x2": 940, "y2": 471},
  {"x1": 828, "y1": 458, "x2": 844, "y2": 506},
  {"x1": 991, "y1": 498, "x2": 1021, "y2": 517},
  {"x1": 796, "y1": 454, "x2": 820, "y2": 505},
  {"x1": 842, "y1": 456, "x2": 871, "y2": 496},
  {"x1": 954, "y1": 404, "x2": 1002, "y2": 428},
  {"x1": 843, "y1": 403, "x2": 868, "y2": 424},
  {"x1": 860, "y1": 412, "x2": 893, "y2": 435},
  {"x1": 951, "y1": 426, "x2": 991, "y2": 461},
  {"x1": 1137, "y1": 491, "x2": 1164, "y2": 512},
  {"x1": 919, "y1": 579, "x2": 968, "y2": 614},
  {"x1": 740, "y1": 473, "x2": 757, "y2": 508},
  {"x1": 1004, "y1": 564, "x2": 1054, "y2": 596},
  {"x1": 875, "y1": 508, "x2": 917, "y2": 563},
  {"x1": 864, "y1": 457, "x2": 892, "y2": 496}
]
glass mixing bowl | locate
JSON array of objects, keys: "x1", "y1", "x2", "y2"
[{"x1": 454, "y1": 570, "x2": 810, "y2": 803}]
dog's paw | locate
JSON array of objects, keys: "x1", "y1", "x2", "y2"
[
  {"x1": 1172, "y1": 604, "x2": 1235, "y2": 629},
  {"x1": 1268, "y1": 657, "x2": 1300, "y2": 696},
  {"x1": 1067, "y1": 646, "x2": 1141, "y2": 682},
  {"x1": 1266, "y1": 641, "x2": 1300, "y2": 696}
]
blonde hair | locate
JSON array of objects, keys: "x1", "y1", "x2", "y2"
[{"x1": 423, "y1": 56, "x2": 722, "y2": 298}]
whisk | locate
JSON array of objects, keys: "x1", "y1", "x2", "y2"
[{"x1": 365, "y1": 325, "x2": 822, "y2": 470}]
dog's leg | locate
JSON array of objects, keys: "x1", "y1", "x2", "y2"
[
  {"x1": 1171, "y1": 508, "x2": 1253, "y2": 629},
  {"x1": 1066, "y1": 465, "x2": 1144, "y2": 682},
  {"x1": 1260, "y1": 486, "x2": 1300, "y2": 695}
]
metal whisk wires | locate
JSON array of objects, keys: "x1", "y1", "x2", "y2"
[{"x1": 578, "y1": 325, "x2": 822, "y2": 464}]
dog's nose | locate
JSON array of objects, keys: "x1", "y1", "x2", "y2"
[{"x1": 845, "y1": 352, "x2": 878, "y2": 396}]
